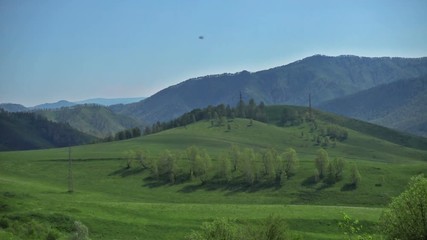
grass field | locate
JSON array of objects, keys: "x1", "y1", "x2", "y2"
[{"x1": 1, "y1": 116, "x2": 427, "y2": 239}]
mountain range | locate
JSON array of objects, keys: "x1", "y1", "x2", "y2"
[
  {"x1": 319, "y1": 75, "x2": 427, "y2": 137},
  {"x1": 0, "y1": 97, "x2": 146, "y2": 112},
  {"x1": 2, "y1": 55, "x2": 427, "y2": 139},
  {"x1": 112, "y1": 55, "x2": 427, "y2": 135}
]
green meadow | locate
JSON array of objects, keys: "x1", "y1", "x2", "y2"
[{"x1": 1, "y1": 113, "x2": 427, "y2": 239}]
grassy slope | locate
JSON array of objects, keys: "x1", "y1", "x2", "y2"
[{"x1": 1, "y1": 117, "x2": 427, "y2": 239}]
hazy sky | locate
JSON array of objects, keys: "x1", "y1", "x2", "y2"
[{"x1": 1, "y1": 0, "x2": 427, "y2": 106}]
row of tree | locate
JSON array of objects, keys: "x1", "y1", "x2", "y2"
[
  {"x1": 124, "y1": 145, "x2": 298, "y2": 186},
  {"x1": 102, "y1": 127, "x2": 141, "y2": 142},
  {"x1": 312, "y1": 149, "x2": 361, "y2": 187},
  {"x1": 123, "y1": 146, "x2": 360, "y2": 188}
]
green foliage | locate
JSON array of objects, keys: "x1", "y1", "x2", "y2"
[
  {"x1": 314, "y1": 149, "x2": 329, "y2": 179},
  {"x1": 159, "y1": 150, "x2": 179, "y2": 184},
  {"x1": 229, "y1": 145, "x2": 241, "y2": 172},
  {"x1": 217, "y1": 153, "x2": 232, "y2": 183},
  {"x1": 186, "y1": 215, "x2": 300, "y2": 240},
  {"x1": 350, "y1": 165, "x2": 362, "y2": 188},
  {"x1": 241, "y1": 148, "x2": 258, "y2": 185},
  {"x1": 325, "y1": 158, "x2": 345, "y2": 184},
  {"x1": 283, "y1": 148, "x2": 298, "y2": 177},
  {"x1": 185, "y1": 218, "x2": 238, "y2": 240},
  {"x1": 338, "y1": 213, "x2": 373, "y2": 240},
  {"x1": 262, "y1": 148, "x2": 278, "y2": 182},
  {"x1": 0, "y1": 212, "x2": 75, "y2": 240},
  {"x1": 380, "y1": 175, "x2": 427, "y2": 240},
  {"x1": 70, "y1": 221, "x2": 90, "y2": 240}
]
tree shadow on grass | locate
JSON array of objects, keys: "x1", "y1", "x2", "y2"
[
  {"x1": 341, "y1": 183, "x2": 357, "y2": 191},
  {"x1": 108, "y1": 167, "x2": 145, "y2": 177},
  {"x1": 178, "y1": 180, "x2": 281, "y2": 194},
  {"x1": 301, "y1": 176, "x2": 317, "y2": 187}
]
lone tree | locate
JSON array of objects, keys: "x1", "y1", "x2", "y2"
[
  {"x1": 380, "y1": 175, "x2": 427, "y2": 240},
  {"x1": 350, "y1": 164, "x2": 361, "y2": 187},
  {"x1": 314, "y1": 149, "x2": 329, "y2": 179}
]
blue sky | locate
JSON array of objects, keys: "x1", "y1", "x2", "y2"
[{"x1": 1, "y1": 0, "x2": 427, "y2": 106}]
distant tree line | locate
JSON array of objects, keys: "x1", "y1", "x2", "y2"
[
  {"x1": 102, "y1": 127, "x2": 141, "y2": 142},
  {"x1": 143, "y1": 98, "x2": 268, "y2": 135}
]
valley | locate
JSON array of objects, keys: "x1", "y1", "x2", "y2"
[{"x1": 1, "y1": 106, "x2": 426, "y2": 239}]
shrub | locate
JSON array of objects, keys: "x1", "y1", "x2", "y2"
[{"x1": 380, "y1": 175, "x2": 427, "y2": 239}]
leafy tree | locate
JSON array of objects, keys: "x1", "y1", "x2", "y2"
[
  {"x1": 313, "y1": 169, "x2": 320, "y2": 183},
  {"x1": 283, "y1": 148, "x2": 298, "y2": 177},
  {"x1": 314, "y1": 149, "x2": 329, "y2": 179},
  {"x1": 262, "y1": 148, "x2": 277, "y2": 182},
  {"x1": 124, "y1": 150, "x2": 135, "y2": 169},
  {"x1": 333, "y1": 157, "x2": 345, "y2": 181},
  {"x1": 350, "y1": 164, "x2": 361, "y2": 187},
  {"x1": 198, "y1": 150, "x2": 212, "y2": 184},
  {"x1": 186, "y1": 146, "x2": 200, "y2": 179},
  {"x1": 325, "y1": 157, "x2": 345, "y2": 185},
  {"x1": 228, "y1": 145, "x2": 241, "y2": 172},
  {"x1": 380, "y1": 175, "x2": 427, "y2": 240},
  {"x1": 217, "y1": 153, "x2": 232, "y2": 183},
  {"x1": 135, "y1": 149, "x2": 149, "y2": 169},
  {"x1": 160, "y1": 150, "x2": 178, "y2": 184},
  {"x1": 241, "y1": 148, "x2": 257, "y2": 185},
  {"x1": 149, "y1": 158, "x2": 159, "y2": 179}
]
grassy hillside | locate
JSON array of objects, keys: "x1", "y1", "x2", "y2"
[
  {"x1": 0, "y1": 110, "x2": 95, "y2": 151},
  {"x1": 1, "y1": 113, "x2": 426, "y2": 239},
  {"x1": 37, "y1": 104, "x2": 142, "y2": 138},
  {"x1": 318, "y1": 76, "x2": 427, "y2": 137}
]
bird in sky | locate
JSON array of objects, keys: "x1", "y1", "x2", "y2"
[{"x1": 198, "y1": 35, "x2": 204, "y2": 40}]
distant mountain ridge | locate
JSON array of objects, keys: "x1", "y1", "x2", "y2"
[
  {"x1": 0, "y1": 97, "x2": 146, "y2": 111},
  {"x1": 318, "y1": 75, "x2": 427, "y2": 137},
  {"x1": 113, "y1": 55, "x2": 427, "y2": 125},
  {"x1": 36, "y1": 105, "x2": 141, "y2": 138}
]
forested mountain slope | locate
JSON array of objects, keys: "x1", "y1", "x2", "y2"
[
  {"x1": 318, "y1": 76, "x2": 427, "y2": 137},
  {"x1": 114, "y1": 55, "x2": 427, "y2": 124},
  {"x1": 36, "y1": 105, "x2": 141, "y2": 138},
  {"x1": 0, "y1": 110, "x2": 94, "y2": 151}
]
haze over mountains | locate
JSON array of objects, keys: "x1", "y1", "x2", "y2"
[
  {"x1": 2, "y1": 54, "x2": 427, "y2": 138},
  {"x1": 0, "y1": 97, "x2": 145, "y2": 112}
]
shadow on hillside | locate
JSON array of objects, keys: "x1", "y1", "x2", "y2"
[
  {"x1": 108, "y1": 167, "x2": 145, "y2": 177},
  {"x1": 341, "y1": 183, "x2": 357, "y2": 191},
  {"x1": 178, "y1": 181, "x2": 281, "y2": 194},
  {"x1": 301, "y1": 176, "x2": 317, "y2": 187}
]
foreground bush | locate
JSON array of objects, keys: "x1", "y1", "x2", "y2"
[
  {"x1": 380, "y1": 174, "x2": 427, "y2": 239},
  {"x1": 186, "y1": 215, "x2": 301, "y2": 240}
]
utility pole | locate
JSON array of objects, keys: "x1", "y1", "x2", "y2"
[
  {"x1": 68, "y1": 146, "x2": 74, "y2": 193},
  {"x1": 308, "y1": 93, "x2": 313, "y2": 120}
]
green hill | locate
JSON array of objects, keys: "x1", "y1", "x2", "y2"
[
  {"x1": 0, "y1": 110, "x2": 95, "y2": 151},
  {"x1": 1, "y1": 106, "x2": 426, "y2": 239},
  {"x1": 319, "y1": 76, "x2": 427, "y2": 137},
  {"x1": 36, "y1": 104, "x2": 142, "y2": 138}
]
